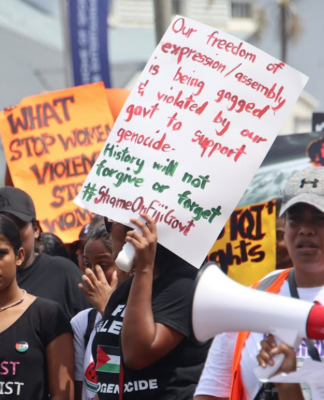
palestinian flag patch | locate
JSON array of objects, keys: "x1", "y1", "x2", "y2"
[{"x1": 96, "y1": 345, "x2": 120, "y2": 373}]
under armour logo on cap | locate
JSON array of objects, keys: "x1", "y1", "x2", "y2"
[
  {"x1": 279, "y1": 167, "x2": 324, "y2": 216},
  {"x1": 300, "y1": 178, "x2": 319, "y2": 188},
  {"x1": 0, "y1": 187, "x2": 36, "y2": 222},
  {"x1": 0, "y1": 192, "x2": 11, "y2": 208}
]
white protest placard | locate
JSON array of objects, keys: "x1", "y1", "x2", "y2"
[
  {"x1": 267, "y1": 359, "x2": 324, "y2": 400},
  {"x1": 74, "y1": 16, "x2": 308, "y2": 268}
]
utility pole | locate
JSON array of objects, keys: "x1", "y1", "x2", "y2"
[
  {"x1": 279, "y1": 0, "x2": 288, "y2": 63},
  {"x1": 60, "y1": 0, "x2": 73, "y2": 88},
  {"x1": 153, "y1": 0, "x2": 173, "y2": 44},
  {"x1": 177, "y1": 0, "x2": 189, "y2": 16}
]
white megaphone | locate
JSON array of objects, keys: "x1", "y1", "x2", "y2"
[
  {"x1": 190, "y1": 262, "x2": 324, "y2": 379},
  {"x1": 115, "y1": 217, "x2": 145, "y2": 273}
]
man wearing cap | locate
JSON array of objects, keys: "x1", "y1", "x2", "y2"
[
  {"x1": 0, "y1": 186, "x2": 90, "y2": 319},
  {"x1": 194, "y1": 167, "x2": 324, "y2": 400}
]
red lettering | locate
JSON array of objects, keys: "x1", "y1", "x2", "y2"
[
  {"x1": 192, "y1": 130, "x2": 247, "y2": 162},
  {"x1": 215, "y1": 89, "x2": 269, "y2": 119},
  {"x1": 124, "y1": 104, "x2": 160, "y2": 122},
  {"x1": 161, "y1": 43, "x2": 172, "y2": 53},
  {"x1": 172, "y1": 17, "x2": 197, "y2": 38}
]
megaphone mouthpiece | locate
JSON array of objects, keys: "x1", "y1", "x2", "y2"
[{"x1": 307, "y1": 303, "x2": 324, "y2": 339}]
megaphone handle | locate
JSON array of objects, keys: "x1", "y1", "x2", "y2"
[
  {"x1": 115, "y1": 218, "x2": 144, "y2": 273},
  {"x1": 254, "y1": 327, "x2": 301, "y2": 381},
  {"x1": 254, "y1": 352, "x2": 285, "y2": 380}
]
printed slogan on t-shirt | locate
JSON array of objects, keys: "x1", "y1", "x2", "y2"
[{"x1": 74, "y1": 16, "x2": 307, "y2": 267}]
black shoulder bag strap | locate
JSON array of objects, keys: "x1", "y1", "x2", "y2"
[
  {"x1": 288, "y1": 268, "x2": 321, "y2": 362},
  {"x1": 84, "y1": 308, "x2": 98, "y2": 349}
]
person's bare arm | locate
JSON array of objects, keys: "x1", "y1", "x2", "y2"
[
  {"x1": 121, "y1": 214, "x2": 184, "y2": 370},
  {"x1": 47, "y1": 333, "x2": 74, "y2": 400},
  {"x1": 275, "y1": 384, "x2": 304, "y2": 400}
]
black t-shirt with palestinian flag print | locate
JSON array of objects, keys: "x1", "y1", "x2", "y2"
[
  {"x1": 0, "y1": 297, "x2": 72, "y2": 399},
  {"x1": 92, "y1": 263, "x2": 211, "y2": 400}
]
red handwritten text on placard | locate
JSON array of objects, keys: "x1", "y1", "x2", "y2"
[
  {"x1": 161, "y1": 42, "x2": 227, "y2": 72},
  {"x1": 232, "y1": 72, "x2": 286, "y2": 111},
  {"x1": 157, "y1": 89, "x2": 208, "y2": 114},
  {"x1": 172, "y1": 17, "x2": 197, "y2": 39},
  {"x1": 206, "y1": 31, "x2": 256, "y2": 63},
  {"x1": 266, "y1": 62, "x2": 285, "y2": 74},
  {"x1": 215, "y1": 90, "x2": 270, "y2": 118},
  {"x1": 170, "y1": 17, "x2": 257, "y2": 65},
  {"x1": 116, "y1": 128, "x2": 173, "y2": 152},
  {"x1": 167, "y1": 113, "x2": 183, "y2": 131},
  {"x1": 213, "y1": 111, "x2": 231, "y2": 136},
  {"x1": 149, "y1": 65, "x2": 160, "y2": 75},
  {"x1": 173, "y1": 67, "x2": 205, "y2": 96},
  {"x1": 240, "y1": 129, "x2": 267, "y2": 143},
  {"x1": 93, "y1": 186, "x2": 196, "y2": 235},
  {"x1": 138, "y1": 79, "x2": 149, "y2": 96},
  {"x1": 192, "y1": 130, "x2": 247, "y2": 161},
  {"x1": 125, "y1": 103, "x2": 160, "y2": 122}
]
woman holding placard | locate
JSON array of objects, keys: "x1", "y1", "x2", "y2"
[{"x1": 90, "y1": 213, "x2": 210, "y2": 400}]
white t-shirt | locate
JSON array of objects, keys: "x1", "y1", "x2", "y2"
[
  {"x1": 194, "y1": 271, "x2": 324, "y2": 400},
  {"x1": 71, "y1": 308, "x2": 102, "y2": 400}
]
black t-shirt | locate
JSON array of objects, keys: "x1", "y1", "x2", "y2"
[
  {"x1": 16, "y1": 253, "x2": 90, "y2": 319},
  {"x1": 0, "y1": 297, "x2": 72, "y2": 400},
  {"x1": 92, "y1": 264, "x2": 211, "y2": 400}
]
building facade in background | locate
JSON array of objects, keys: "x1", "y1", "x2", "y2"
[{"x1": 109, "y1": 0, "x2": 258, "y2": 39}]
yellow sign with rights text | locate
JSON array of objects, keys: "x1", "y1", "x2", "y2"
[{"x1": 207, "y1": 200, "x2": 276, "y2": 286}]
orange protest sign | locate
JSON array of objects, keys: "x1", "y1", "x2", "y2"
[
  {"x1": 0, "y1": 82, "x2": 114, "y2": 243},
  {"x1": 105, "y1": 88, "x2": 130, "y2": 120},
  {"x1": 207, "y1": 200, "x2": 276, "y2": 286}
]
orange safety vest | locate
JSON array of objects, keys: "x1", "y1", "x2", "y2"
[{"x1": 229, "y1": 268, "x2": 291, "y2": 400}]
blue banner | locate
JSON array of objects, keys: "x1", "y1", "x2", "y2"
[{"x1": 68, "y1": 0, "x2": 111, "y2": 87}]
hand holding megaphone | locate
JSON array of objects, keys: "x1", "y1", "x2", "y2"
[
  {"x1": 115, "y1": 215, "x2": 148, "y2": 273},
  {"x1": 190, "y1": 263, "x2": 324, "y2": 379},
  {"x1": 256, "y1": 334, "x2": 299, "y2": 381},
  {"x1": 254, "y1": 331, "x2": 299, "y2": 379}
]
